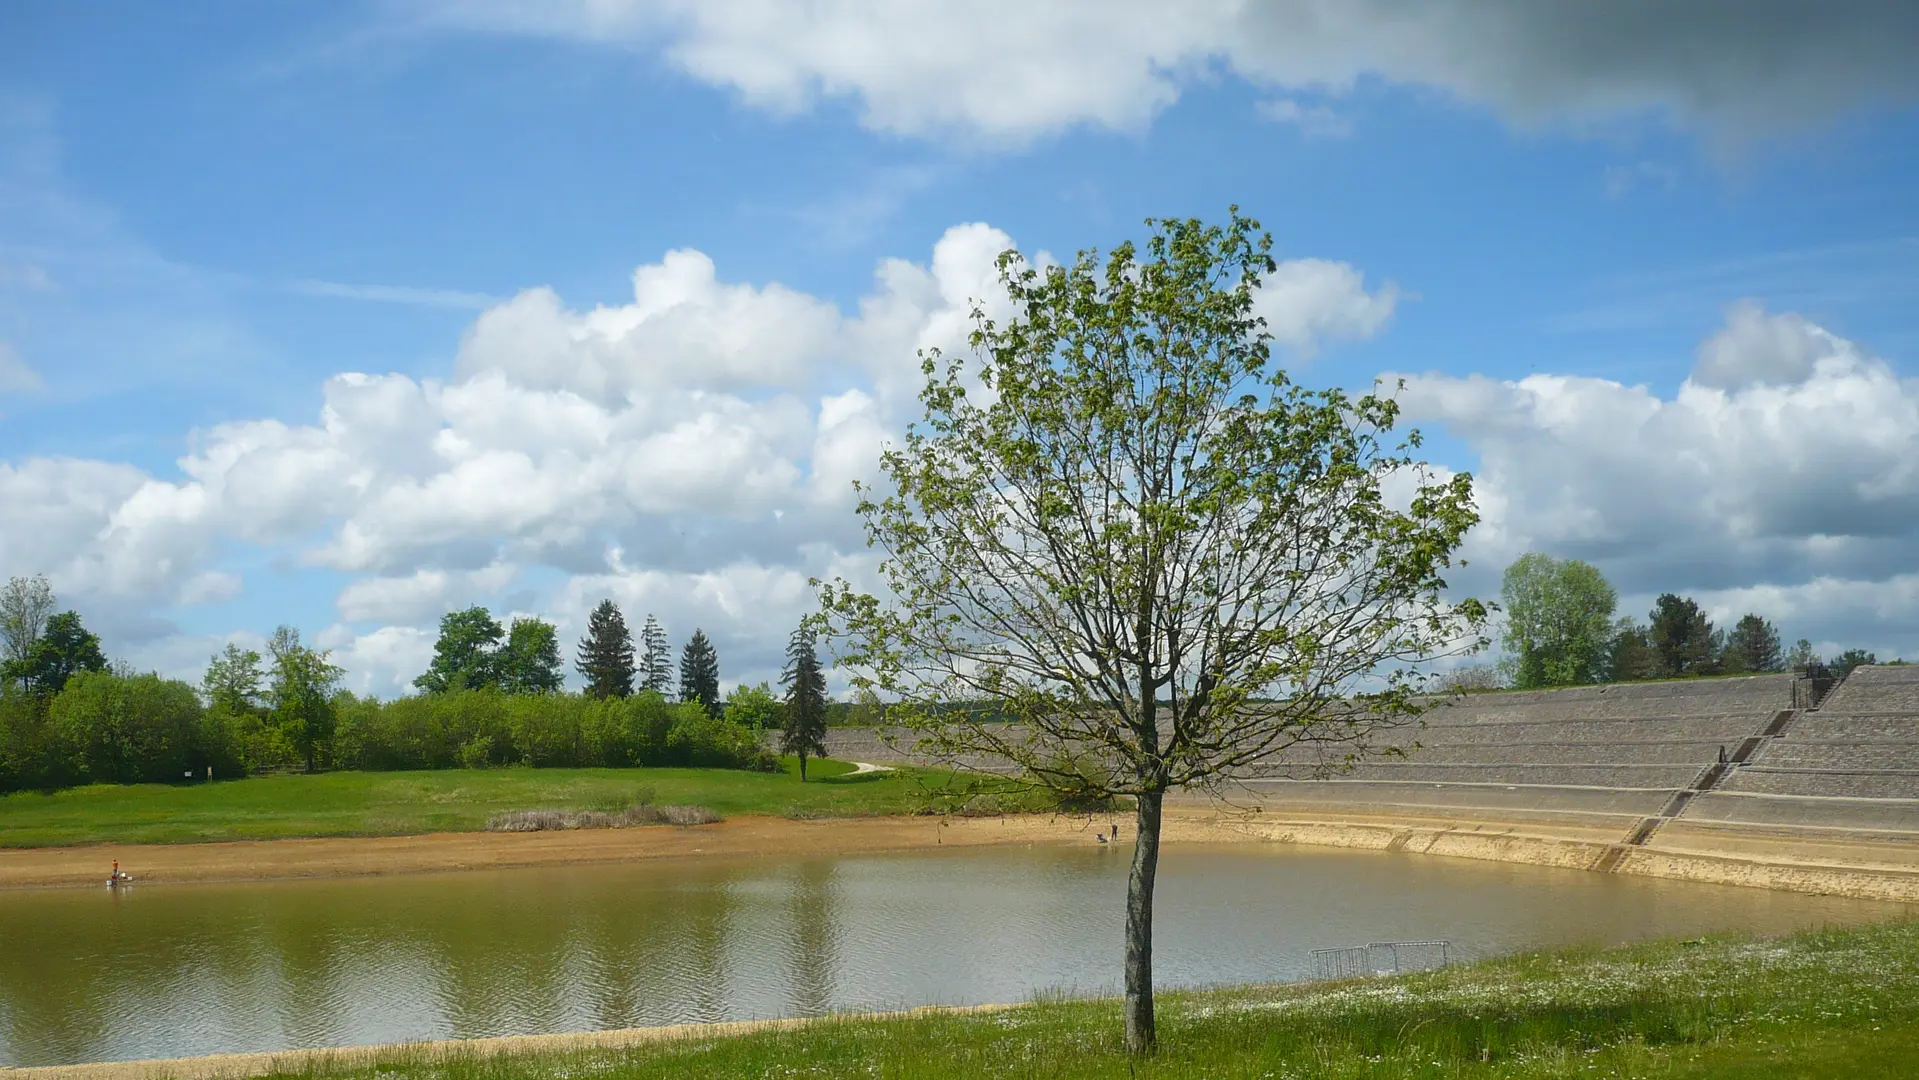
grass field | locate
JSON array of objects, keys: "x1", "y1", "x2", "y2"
[
  {"x1": 278, "y1": 918, "x2": 1919, "y2": 1079},
  {"x1": 0, "y1": 759, "x2": 1031, "y2": 848}
]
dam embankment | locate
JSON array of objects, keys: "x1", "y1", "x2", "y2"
[{"x1": 815, "y1": 666, "x2": 1919, "y2": 902}]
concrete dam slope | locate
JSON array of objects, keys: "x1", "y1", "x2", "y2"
[{"x1": 818, "y1": 667, "x2": 1919, "y2": 902}]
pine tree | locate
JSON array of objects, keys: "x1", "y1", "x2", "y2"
[
  {"x1": 640, "y1": 614, "x2": 672, "y2": 695},
  {"x1": 679, "y1": 629, "x2": 721, "y2": 716},
  {"x1": 1722, "y1": 613, "x2": 1784, "y2": 674},
  {"x1": 780, "y1": 624, "x2": 829, "y2": 780},
  {"x1": 1647, "y1": 594, "x2": 1716, "y2": 677},
  {"x1": 575, "y1": 599, "x2": 636, "y2": 699}
]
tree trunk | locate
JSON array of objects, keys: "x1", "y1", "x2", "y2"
[
  {"x1": 1124, "y1": 787, "x2": 1164, "y2": 1055},
  {"x1": 799, "y1": 753, "x2": 808, "y2": 782}
]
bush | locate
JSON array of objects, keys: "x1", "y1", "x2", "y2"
[
  {"x1": 331, "y1": 689, "x2": 772, "y2": 773},
  {"x1": 47, "y1": 672, "x2": 206, "y2": 785},
  {"x1": 3, "y1": 678, "x2": 775, "y2": 793}
]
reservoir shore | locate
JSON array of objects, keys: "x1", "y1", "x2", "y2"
[{"x1": 6, "y1": 801, "x2": 1919, "y2": 902}]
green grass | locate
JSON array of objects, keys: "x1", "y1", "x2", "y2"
[
  {"x1": 276, "y1": 919, "x2": 1919, "y2": 1079},
  {"x1": 0, "y1": 759, "x2": 1047, "y2": 848}
]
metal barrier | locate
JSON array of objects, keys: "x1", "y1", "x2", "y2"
[{"x1": 1309, "y1": 939, "x2": 1452, "y2": 981}]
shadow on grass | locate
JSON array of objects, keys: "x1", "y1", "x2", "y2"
[{"x1": 817, "y1": 771, "x2": 890, "y2": 786}]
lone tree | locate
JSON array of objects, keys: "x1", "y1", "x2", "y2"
[
  {"x1": 821, "y1": 211, "x2": 1486, "y2": 1054},
  {"x1": 1498, "y1": 553, "x2": 1617, "y2": 688},
  {"x1": 679, "y1": 629, "x2": 721, "y2": 716},
  {"x1": 640, "y1": 614, "x2": 673, "y2": 695},
  {"x1": 781, "y1": 624, "x2": 829, "y2": 779},
  {"x1": 576, "y1": 600, "x2": 636, "y2": 699}
]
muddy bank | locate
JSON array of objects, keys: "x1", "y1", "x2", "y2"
[{"x1": 0, "y1": 810, "x2": 1224, "y2": 890}]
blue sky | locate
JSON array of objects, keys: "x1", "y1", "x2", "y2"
[{"x1": 5, "y1": 2, "x2": 1919, "y2": 694}]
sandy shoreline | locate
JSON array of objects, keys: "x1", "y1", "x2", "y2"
[{"x1": 0, "y1": 811, "x2": 1199, "y2": 891}]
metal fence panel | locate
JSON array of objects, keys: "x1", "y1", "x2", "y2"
[{"x1": 1309, "y1": 940, "x2": 1451, "y2": 980}]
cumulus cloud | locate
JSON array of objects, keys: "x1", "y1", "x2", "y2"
[
  {"x1": 0, "y1": 220, "x2": 1403, "y2": 695},
  {"x1": 411, "y1": 1, "x2": 1919, "y2": 142},
  {"x1": 1394, "y1": 302, "x2": 1919, "y2": 655},
  {"x1": 1254, "y1": 260, "x2": 1398, "y2": 356}
]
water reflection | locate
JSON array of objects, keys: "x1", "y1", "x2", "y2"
[{"x1": 0, "y1": 844, "x2": 1907, "y2": 1066}]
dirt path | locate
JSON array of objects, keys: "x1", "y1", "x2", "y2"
[{"x1": 0, "y1": 811, "x2": 1194, "y2": 890}]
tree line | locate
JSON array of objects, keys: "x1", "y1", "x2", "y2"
[
  {"x1": 1491, "y1": 553, "x2": 1887, "y2": 690},
  {"x1": 0, "y1": 580, "x2": 832, "y2": 793}
]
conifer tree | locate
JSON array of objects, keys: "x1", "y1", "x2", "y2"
[
  {"x1": 780, "y1": 624, "x2": 829, "y2": 780},
  {"x1": 640, "y1": 614, "x2": 672, "y2": 695},
  {"x1": 1722, "y1": 613, "x2": 1784, "y2": 674},
  {"x1": 575, "y1": 600, "x2": 636, "y2": 699},
  {"x1": 679, "y1": 629, "x2": 721, "y2": 716}
]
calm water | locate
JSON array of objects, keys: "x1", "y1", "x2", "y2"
[{"x1": 0, "y1": 843, "x2": 1908, "y2": 1066}]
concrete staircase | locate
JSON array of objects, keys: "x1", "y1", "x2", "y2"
[{"x1": 1593, "y1": 708, "x2": 1803, "y2": 873}]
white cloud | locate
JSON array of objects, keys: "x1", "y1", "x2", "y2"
[
  {"x1": 1254, "y1": 260, "x2": 1398, "y2": 356},
  {"x1": 0, "y1": 223, "x2": 1059, "y2": 689},
  {"x1": 286, "y1": 279, "x2": 498, "y2": 309},
  {"x1": 336, "y1": 564, "x2": 519, "y2": 623},
  {"x1": 411, "y1": 1, "x2": 1919, "y2": 142},
  {"x1": 1691, "y1": 300, "x2": 1839, "y2": 390},
  {"x1": 1394, "y1": 302, "x2": 1919, "y2": 654},
  {"x1": 1256, "y1": 98, "x2": 1352, "y2": 139}
]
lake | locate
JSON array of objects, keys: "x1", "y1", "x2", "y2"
[{"x1": 0, "y1": 842, "x2": 1907, "y2": 1066}]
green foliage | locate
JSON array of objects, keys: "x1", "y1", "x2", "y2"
[
  {"x1": 678, "y1": 629, "x2": 721, "y2": 716},
  {"x1": 780, "y1": 625, "x2": 828, "y2": 779},
  {"x1": 2, "y1": 611, "x2": 108, "y2": 696},
  {"x1": 416, "y1": 607, "x2": 507, "y2": 693},
  {"x1": 1832, "y1": 648, "x2": 1878, "y2": 677},
  {"x1": 1647, "y1": 594, "x2": 1718, "y2": 677},
  {"x1": 330, "y1": 688, "x2": 771, "y2": 772},
  {"x1": 723, "y1": 680, "x2": 785, "y2": 731},
  {"x1": 820, "y1": 210, "x2": 1487, "y2": 1053},
  {"x1": 269, "y1": 626, "x2": 344, "y2": 773},
  {"x1": 1787, "y1": 637, "x2": 1818, "y2": 670},
  {"x1": 202, "y1": 643, "x2": 265, "y2": 713},
  {"x1": 497, "y1": 617, "x2": 566, "y2": 694},
  {"x1": 47, "y1": 671, "x2": 204, "y2": 784},
  {"x1": 576, "y1": 599, "x2": 637, "y2": 700},
  {"x1": 1498, "y1": 553, "x2": 1618, "y2": 687},
  {"x1": 825, "y1": 210, "x2": 1486, "y2": 795},
  {"x1": 1721, "y1": 613, "x2": 1784, "y2": 673}
]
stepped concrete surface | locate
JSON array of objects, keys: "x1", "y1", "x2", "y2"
[{"x1": 804, "y1": 670, "x2": 1919, "y2": 901}]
